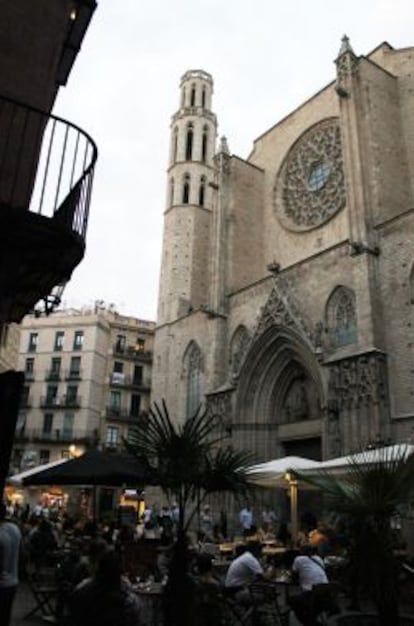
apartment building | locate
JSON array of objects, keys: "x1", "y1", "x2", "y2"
[
  {"x1": 0, "y1": 0, "x2": 98, "y2": 490},
  {"x1": 13, "y1": 306, "x2": 154, "y2": 473}
]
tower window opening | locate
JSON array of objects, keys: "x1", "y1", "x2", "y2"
[
  {"x1": 199, "y1": 176, "x2": 206, "y2": 207},
  {"x1": 182, "y1": 174, "x2": 190, "y2": 204},
  {"x1": 185, "y1": 123, "x2": 193, "y2": 160},
  {"x1": 201, "y1": 86, "x2": 206, "y2": 108},
  {"x1": 173, "y1": 127, "x2": 178, "y2": 162},
  {"x1": 170, "y1": 178, "x2": 175, "y2": 206},
  {"x1": 202, "y1": 126, "x2": 208, "y2": 162},
  {"x1": 190, "y1": 84, "x2": 196, "y2": 106}
]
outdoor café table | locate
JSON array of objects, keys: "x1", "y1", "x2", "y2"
[
  {"x1": 218, "y1": 542, "x2": 235, "y2": 557},
  {"x1": 134, "y1": 581, "x2": 164, "y2": 626}
]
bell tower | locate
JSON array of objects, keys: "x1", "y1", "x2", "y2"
[{"x1": 157, "y1": 70, "x2": 217, "y2": 325}]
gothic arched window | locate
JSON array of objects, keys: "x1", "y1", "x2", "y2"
[
  {"x1": 184, "y1": 341, "x2": 203, "y2": 418},
  {"x1": 230, "y1": 325, "x2": 250, "y2": 375},
  {"x1": 190, "y1": 84, "x2": 196, "y2": 106},
  {"x1": 201, "y1": 125, "x2": 208, "y2": 162},
  {"x1": 172, "y1": 127, "x2": 178, "y2": 163},
  {"x1": 201, "y1": 86, "x2": 206, "y2": 108},
  {"x1": 199, "y1": 176, "x2": 206, "y2": 207},
  {"x1": 182, "y1": 173, "x2": 190, "y2": 204},
  {"x1": 185, "y1": 123, "x2": 193, "y2": 161},
  {"x1": 169, "y1": 178, "x2": 175, "y2": 206},
  {"x1": 326, "y1": 286, "x2": 357, "y2": 347}
]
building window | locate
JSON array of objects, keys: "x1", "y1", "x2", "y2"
[
  {"x1": 201, "y1": 86, "x2": 206, "y2": 108},
  {"x1": 25, "y1": 358, "x2": 35, "y2": 379},
  {"x1": 133, "y1": 365, "x2": 143, "y2": 386},
  {"x1": 106, "y1": 426, "x2": 119, "y2": 447},
  {"x1": 170, "y1": 177, "x2": 175, "y2": 206},
  {"x1": 54, "y1": 331, "x2": 64, "y2": 351},
  {"x1": 184, "y1": 342, "x2": 203, "y2": 419},
  {"x1": 66, "y1": 385, "x2": 78, "y2": 406},
  {"x1": 39, "y1": 450, "x2": 50, "y2": 465},
  {"x1": 114, "y1": 361, "x2": 124, "y2": 374},
  {"x1": 69, "y1": 356, "x2": 81, "y2": 378},
  {"x1": 62, "y1": 413, "x2": 74, "y2": 439},
  {"x1": 190, "y1": 84, "x2": 196, "y2": 106},
  {"x1": 46, "y1": 384, "x2": 58, "y2": 405},
  {"x1": 199, "y1": 176, "x2": 206, "y2": 207},
  {"x1": 136, "y1": 338, "x2": 145, "y2": 351},
  {"x1": 326, "y1": 286, "x2": 358, "y2": 347},
  {"x1": 28, "y1": 333, "x2": 38, "y2": 352},
  {"x1": 115, "y1": 334, "x2": 126, "y2": 353},
  {"x1": 185, "y1": 123, "x2": 193, "y2": 160},
  {"x1": 182, "y1": 173, "x2": 190, "y2": 204},
  {"x1": 43, "y1": 413, "x2": 54, "y2": 434},
  {"x1": 173, "y1": 128, "x2": 178, "y2": 162},
  {"x1": 20, "y1": 386, "x2": 30, "y2": 408},
  {"x1": 50, "y1": 357, "x2": 61, "y2": 380},
  {"x1": 110, "y1": 390, "x2": 121, "y2": 414},
  {"x1": 201, "y1": 126, "x2": 208, "y2": 162},
  {"x1": 130, "y1": 394, "x2": 141, "y2": 417},
  {"x1": 73, "y1": 330, "x2": 84, "y2": 351}
]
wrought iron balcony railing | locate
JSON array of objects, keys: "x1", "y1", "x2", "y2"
[{"x1": 0, "y1": 93, "x2": 98, "y2": 318}]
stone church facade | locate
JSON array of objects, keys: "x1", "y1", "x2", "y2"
[{"x1": 152, "y1": 38, "x2": 414, "y2": 463}]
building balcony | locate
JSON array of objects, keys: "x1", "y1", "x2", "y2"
[
  {"x1": 113, "y1": 344, "x2": 153, "y2": 362},
  {"x1": 0, "y1": 93, "x2": 98, "y2": 323},
  {"x1": 109, "y1": 372, "x2": 151, "y2": 390},
  {"x1": 45, "y1": 370, "x2": 61, "y2": 381},
  {"x1": 105, "y1": 407, "x2": 145, "y2": 424},
  {"x1": 64, "y1": 369, "x2": 82, "y2": 381},
  {"x1": 40, "y1": 395, "x2": 82, "y2": 409},
  {"x1": 16, "y1": 428, "x2": 96, "y2": 444}
]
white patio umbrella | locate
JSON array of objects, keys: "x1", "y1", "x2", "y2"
[
  {"x1": 246, "y1": 456, "x2": 322, "y2": 541},
  {"x1": 298, "y1": 443, "x2": 414, "y2": 478},
  {"x1": 7, "y1": 457, "x2": 69, "y2": 487}
]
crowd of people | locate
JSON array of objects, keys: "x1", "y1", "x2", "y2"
[{"x1": 0, "y1": 496, "x2": 349, "y2": 626}]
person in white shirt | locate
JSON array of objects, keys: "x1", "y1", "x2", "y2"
[
  {"x1": 289, "y1": 544, "x2": 338, "y2": 626},
  {"x1": 239, "y1": 505, "x2": 253, "y2": 536},
  {"x1": 225, "y1": 542, "x2": 264, "y2": 604},
  {"x1": 292, "y1": 545, "x2": 328, "y2": 591},
  {"x1": 0, "y1": 502, "x2": 22, "y2": 626}
]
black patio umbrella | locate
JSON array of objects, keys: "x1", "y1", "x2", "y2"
[{"x1": 22, "y1": 448, "x2": 155, "y2": 487}]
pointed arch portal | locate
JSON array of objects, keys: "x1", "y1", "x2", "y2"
[{"x1": 235, "y1": 325, "x2": 325, "y2": 460}]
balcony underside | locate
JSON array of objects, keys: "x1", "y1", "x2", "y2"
[{"x1": 0, "y1": 204, "x2": 84, "y2": 323}]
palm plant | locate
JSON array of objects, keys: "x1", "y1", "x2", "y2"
[
  {"x1": 295, "y1": 446, "x2": 414, "y2": 625},
  {"x1": 124, "y1": 400, "x2": 255, "y2": 626}
]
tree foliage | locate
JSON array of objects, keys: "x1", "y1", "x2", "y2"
[{"x1": 124, "y1": 399, "x2": 255, "y2": 533}]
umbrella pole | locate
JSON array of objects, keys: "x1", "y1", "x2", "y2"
[
  {"x1": 289, "y1": 479, "x2": 298, "y2": 543},
  {"x1": 93, "y1": 485, "x2": 97, "y2": 521}
]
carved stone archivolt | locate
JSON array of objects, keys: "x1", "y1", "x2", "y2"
[
  {"x1": 205, "y1": 387, "x2": 234, "y2": 433},
  {"x1": 327, "y1": 351, "x2": 388, "y2": 411},
  {"x1": 274, "y1": 118, "x2": 345, "y2": 231},
  {"x1": 230, "y1": 325, "x2": 251, "y2": 377},
  {"x1": 254, "y1": 279, "x2": 323, "y2": 353}
]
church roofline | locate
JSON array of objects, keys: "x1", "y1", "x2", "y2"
[{"x1": 247, "y1": 40, "x2": 403, "y2": 160}]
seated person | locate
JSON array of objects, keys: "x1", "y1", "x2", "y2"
[
  {"x1": 289, "y1": 544, "x2": 338, "y2": 626},
  {"x1": 193, "y1": 551, "x2": 223, "y2": 626},
  {"x1": 69, "y1": 548, "x2": 142, "y2": 626},
  {"x1": 224, "y1": 541, "x2": 264, "y2": 605}
]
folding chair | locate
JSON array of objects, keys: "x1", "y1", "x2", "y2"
[
  {"x1": 249, "y1": 581, "x2": 290, "y2": 626},
  {"x1": 24, "y1": 566, "x2": 59, "y2": 622}
]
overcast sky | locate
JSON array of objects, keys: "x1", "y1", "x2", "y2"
[{"x1": 56, "y1": 0, "x2": 413, "y2": 321}]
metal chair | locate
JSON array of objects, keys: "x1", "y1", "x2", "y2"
[
  {"x1": 24, "y1": 565, "x2": 58, "y2": 622},
  {"x1": 249, "y1": 581, "x2": 290, "y2": 626}
]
